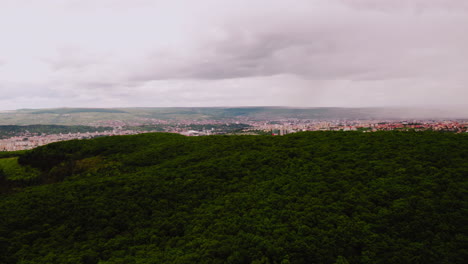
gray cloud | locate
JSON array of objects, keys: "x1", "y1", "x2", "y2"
[
  {"x1": 115, "y1": 0, "x2": 468, "y2": 84},
  {"x1": 45, "y1": 47, "x2": 107, "y2": 71},
  {"x1": 337, "y1": 0, "x2": 468, "y2": 12},
  {"x1": 0, "y1": 0, "x2": 467, "y2": 109}
]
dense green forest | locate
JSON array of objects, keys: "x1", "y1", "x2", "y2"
[{"x1": 0, "y1": 132, "x2": 467, "y2": 263}]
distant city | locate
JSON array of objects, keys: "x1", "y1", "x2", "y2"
[{"x1": 1, "y1": 116, "x2": 466, "y2": 151}]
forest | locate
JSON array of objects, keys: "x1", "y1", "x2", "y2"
[{"x1": 0, "y1": 131, "x2": 467, "y2": 264}]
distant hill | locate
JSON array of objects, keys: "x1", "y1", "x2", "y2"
[
  {"x1": 1, "y1": 131, "x2": 467, "y2": 263},
  {"x1": 0, "y1": 107, "x2": 467, "y2": 125},
  {"x1": 31, "y1": 108, "x2": 128, "y2": 114}
]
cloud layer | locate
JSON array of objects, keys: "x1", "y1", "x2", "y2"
[{"x1": 0, "y1": 0, "x2": 467, "y2": 110}]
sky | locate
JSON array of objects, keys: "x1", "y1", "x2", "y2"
[{"x1": 0, "y1": 0, "x2": 467, "y2": 110}]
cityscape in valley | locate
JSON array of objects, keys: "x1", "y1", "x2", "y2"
[{"x1": 1, "y1": 107, "x2": 466, "y2": 151}]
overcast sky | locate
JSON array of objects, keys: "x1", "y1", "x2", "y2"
[{"x1": 0, "y1": 0, "x2": 467, "y2": 110}]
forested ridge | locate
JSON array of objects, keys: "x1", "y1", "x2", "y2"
[{"x1": 0, "y1": 131, "x2": 467, "y2": 264}]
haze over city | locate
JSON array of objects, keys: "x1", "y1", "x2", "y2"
[{"x1": 0, "y1": 0, "x2": 467, "y2": 112}]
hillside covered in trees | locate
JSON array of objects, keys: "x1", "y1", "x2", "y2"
[{"x1": 0, "y1": 132, "x2": 467, "y2": 264}]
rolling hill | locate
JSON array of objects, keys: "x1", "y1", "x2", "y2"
[
  {"x1": 1, "y1": 107, "x2": 467, "y2": 126},
  {"x1": 0, "y1": 131, "x2": 467, "y2": 263}
]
